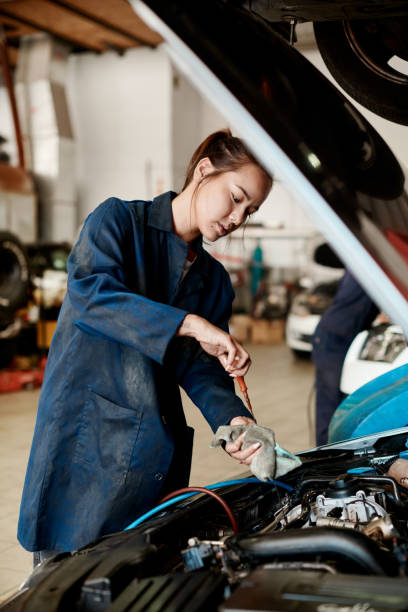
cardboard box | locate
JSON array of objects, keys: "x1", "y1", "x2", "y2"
[
  {"x1": 250, "y1": 318, "x2": 285, "y2": 344},
  {"x1": 36, "y1": 320, "x2": 57, "y2": 349},
  {"x1": 230, "y1": 314, "x2": 252, "y2": 342}
]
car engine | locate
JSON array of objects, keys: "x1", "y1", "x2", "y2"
[{"x1": 2, "y1": 432, "x2": 408, "y2": 611}]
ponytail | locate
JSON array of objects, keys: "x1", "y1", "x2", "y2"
[{"x1": 183, "y1": 129, "x2": 272, "y2": 190}]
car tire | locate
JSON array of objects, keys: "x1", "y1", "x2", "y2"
[
  {"x1": 314, "y1": 18, "x2": 408, "y2": 125},
  {"x1": 0, "y1": 231, "x2": 29, "y2": 325}
]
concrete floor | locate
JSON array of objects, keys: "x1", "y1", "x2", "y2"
[{"x1": 0, "y1": 342, "x2": 315, "y2": 602}]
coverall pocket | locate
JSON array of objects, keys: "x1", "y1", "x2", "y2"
[{"x1": 73, "y1": 387, "x2": 142, "y2": 487}]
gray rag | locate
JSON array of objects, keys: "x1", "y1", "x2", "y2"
[{"x1": 210, "y1": 424, "x2": 302, "y2": 481}]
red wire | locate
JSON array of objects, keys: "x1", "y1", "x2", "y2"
[{"x1": 158, "y1": 486, "x2": 239, "y2": 534}]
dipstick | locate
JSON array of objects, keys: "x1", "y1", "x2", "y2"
[{"x1": 236, "y1": 375, "x2": 255, "y2": 419}]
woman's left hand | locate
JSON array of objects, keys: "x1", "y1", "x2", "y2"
[{"x1": 224, "y1": 416, "x2": 260, "y2": 465}]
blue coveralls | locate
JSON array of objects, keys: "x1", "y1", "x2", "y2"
[
  {"x1": 18, "y1": 192, "x2": 252, "y2": 553},
  {"x1": 312, "y1": 270, "x2": 378, "y2": 445}
]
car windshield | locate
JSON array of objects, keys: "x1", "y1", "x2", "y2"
[{"x1": 132, "y1": 0, "x2": 408, "y2": 336}]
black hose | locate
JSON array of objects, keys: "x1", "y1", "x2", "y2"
[{"x1": 227, "y1": 527, "x2": 397, "y2": 576}]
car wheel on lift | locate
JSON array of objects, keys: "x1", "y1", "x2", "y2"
[
  {"x1": 314, "y1": 18, "x2": 408, "y2": 125},
  {"x1": 0, "y1": 231, "x2": 29, "y2": 325}
]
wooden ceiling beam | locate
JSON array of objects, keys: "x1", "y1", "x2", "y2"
[
  {"x1": 52, "y1": 0, "x2": 159, "y2": 48},
  {"x1": 0, "y1": 14, "x2": 37, "y2": 39},
  {"x1": 54, "y1": 0, "x2": 162, "y2": 46},
  {"x1": 0, "y1": 0, "x2": 148, "y2": 53},
  {"x1": 0, "y1": 6, "x2": 102, "y2": 51}
]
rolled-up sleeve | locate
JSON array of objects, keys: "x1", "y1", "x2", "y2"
[{"x1": 68, "y1": 199, "x2": 188, "y2": 365}]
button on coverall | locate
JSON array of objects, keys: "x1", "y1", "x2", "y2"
[{"x1": 18, "y1": 192, "x2": 252, "y2": 553}]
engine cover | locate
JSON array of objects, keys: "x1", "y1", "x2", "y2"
[{"x1": 220, "y1": 567, "x2": 408, "y2": 611}]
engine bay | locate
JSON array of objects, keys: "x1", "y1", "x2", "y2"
[{"x1": 3, "y1": 430, "x2": 408, "y2": 611}]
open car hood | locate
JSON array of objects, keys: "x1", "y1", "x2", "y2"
[
  {"x1": 132, "y1": 0, "x2": 408, "y2": 337},
  {"x1": 3, "y1": 4, "x2": 408, "y2": 611}
]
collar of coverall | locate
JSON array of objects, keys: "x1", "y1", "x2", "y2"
[{"x1": 147, "y1": 190, "x2": 205, "y2": 261}]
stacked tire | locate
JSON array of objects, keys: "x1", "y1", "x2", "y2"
[{"x1": 0, "y1": 232, "x2": 29, "y2": 368}]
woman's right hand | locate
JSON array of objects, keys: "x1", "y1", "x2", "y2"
[
  {"x1": 224, "y1": 416, "x2": 260, "y2": 465},
  {"x1": 387, "y1": 458, "x2": 408, "y2": 489},
  {"x1": 177, "y1": 314, "x2": 251, "y2": 377}
]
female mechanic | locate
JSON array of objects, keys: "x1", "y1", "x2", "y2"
[{"x1": 18, "y1": 129, "x2": 272, "y2": 561}]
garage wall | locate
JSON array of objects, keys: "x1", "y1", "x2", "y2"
[
  {"x1": 171, "y1": 68, "x2": 201, "y2": 192},
  {"x1": 67, "y1": 46, "x2": 173, "y2": 224}
]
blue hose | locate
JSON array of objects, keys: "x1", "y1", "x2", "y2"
[{"x1": 124, "y1": 477, "x2": 293, "y2": 531}]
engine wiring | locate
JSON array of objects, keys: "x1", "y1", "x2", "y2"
[
  {"x1": 123, "y1": 477, "x2": 293, "y2": 532},
  {"x1": 159, "y1": 487, "x2": 239, "y2": 534}
]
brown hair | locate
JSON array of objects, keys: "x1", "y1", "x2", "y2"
[{"x1": 182, "y1": 128, "x2": 272, "y2": 190}]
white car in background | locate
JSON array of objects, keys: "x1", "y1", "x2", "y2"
[
  {"x1": 5, "y1": 1, "x2": 408, "y2": 609},
  {"x1": 286, "y1": 237, "x2": 344, "y2": 355},
  {"x1": 341, "y1": 322, "x2": 408, "y2": 395},
  {"x1": 286, "y1": 279, "x2": 341, "y2": 355}
]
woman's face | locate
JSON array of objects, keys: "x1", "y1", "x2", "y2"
[{"x1": 193, "y1": 160, "x2": 271, "y2": 242}]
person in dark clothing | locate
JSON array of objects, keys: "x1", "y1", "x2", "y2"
[
  {"x1": 312, "y1": 270, "x2": 379, "y2": 446},
  {"x1": 19, "y1": 130, "x2": 272, "y2": 562}
]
